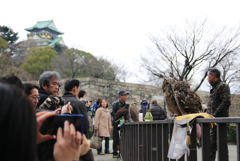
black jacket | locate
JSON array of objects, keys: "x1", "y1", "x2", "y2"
[
  {"x1": 111, "y1": 100, "x2": 129, "y2": 124},
  {"x1": 207, "y1": 79, "x2": 231, "y2": 117},
  {"x1": 62, "y1": 92, "x2": 89, "y2": 135},
  {"x1": 150, "y1": 103, "x2": 167, "y2": 120}
]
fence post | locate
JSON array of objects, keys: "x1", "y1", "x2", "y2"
[
  {"x1": 201, "y1": 123, "x2": 211, "y2": 161},
  {"x1": 217, "y1": 123, "x2": 228, "y2": 161},
  {"x1": 237, "y1": 123, "x2": 240, "y2": 161},
  {"x1": 187, "y1": 123, "x2": 197, "y2": 161}
]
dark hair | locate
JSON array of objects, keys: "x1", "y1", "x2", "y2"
[
  {"x1": 78, "y1": 90, "x2": 86, "y2": 98},
  {"x1": 99, "y1": 99, "x2": 109, "y2": 108},
  {"x1": 64, "y1": 79, "x2": 80, "y2": 91},
  {"x1": 208, "y1": 68, "x2": 221, "y2": 78},
  {"x1": 39, "y1": 71, "x2": 60, "y2": 89},
  {"x1": 0, "y1": 75, "x2": 24, "y2": 90},
  {"x1": 96, "y1": 98, "x2": 102, "y2": 105},
  {"x1": 23, "y1": 83, "x2": 39, "y2": 96},
  {"x1": 0, "y1": 83, "x2": 37, "y2": 161}
]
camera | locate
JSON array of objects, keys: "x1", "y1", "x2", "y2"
[
  {"x1": 53, "y1": 96, "x2": 60, "y2": 104},
  {"x1": 86, "y1": 100, "x2": 92, "y2": 103}
]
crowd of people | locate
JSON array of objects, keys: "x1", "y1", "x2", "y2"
[
  {"x1": 0, "y1": 70, "x2": 170, "y2": 160},
  {"x1": 0, "y1": 67, "x2": 229, "y2": 160},
  {"x1": 0, "y1": 73, "x2": 90, "y2": 161}
]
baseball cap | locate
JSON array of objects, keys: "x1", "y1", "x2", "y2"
[{"x1": 118, "y1": 90, "x2": 129, "y2": 96}]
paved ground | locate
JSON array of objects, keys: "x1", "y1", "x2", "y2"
[
  {"x1": 91, "y1": 140, "x2": 122, "y2": 161},
  {"x1": 91, "y1": 141, "x2": 237, "y2": 161}
]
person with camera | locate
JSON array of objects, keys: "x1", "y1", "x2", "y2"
[
  {"x1": 78, "y1": 90, "x2": 92, "y2": 111},
  {"x1": 62, "y1": 79, "x2": 90, "y2": 135},
  {"x1": 37, "y1": 71, "x2": 65, "y2": 110},
  {"x1": 62, "y1": 79, "x2": 95, "y2": 159},
  {"x1": 0, "y1": 83, "x2": 90, "y2": 161}
]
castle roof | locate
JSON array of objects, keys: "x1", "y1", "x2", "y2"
[
  {"x1": 25, "y1": 20, "x2": 64, "y2": 35},
  {"x1": 49, "y1": 36, "x2": 64, "y2": 47}
]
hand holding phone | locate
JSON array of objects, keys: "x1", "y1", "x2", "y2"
[
  {"x1": 43, "y1": 114, "x2": 84, "y2": 136},
  {"x1": 53, "y1": 121, "x2": 81, "y2": 161},
  {"x1": 36, "y1": 111, "x2": 56, "y2": 144}
]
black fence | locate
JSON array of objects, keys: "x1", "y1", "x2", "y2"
[{"x1": 120, "y1": 118, "x2": 240, "y2": 161}]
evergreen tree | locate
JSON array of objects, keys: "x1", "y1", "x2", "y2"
[{"x1": 0, "y1": 26, "x2": 19, "y2": 44}]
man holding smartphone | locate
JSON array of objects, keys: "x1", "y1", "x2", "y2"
[
  {"x1": 62, "y1": 79, "x2": 94, "y2": 160},
  {"x1": 62, "y1": 79, "x2": 90, "y2": 135}
]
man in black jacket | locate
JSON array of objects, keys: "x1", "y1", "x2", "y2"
[
  {"x1": 62, "y1": 79, "x2": 89, "y2": 135},
  {"x1": 111, "y1": 90, "x2": 129, "y2": 158},
  {"x1": 62, "y1": 79, "x2": 94, "y2": 160},
  {"x1": 207, "y1": 68, "x2": 231, "y2": 161}
]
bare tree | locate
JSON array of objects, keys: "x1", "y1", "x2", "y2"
[
  {"x1": 140, "y1": 19, "x2": 240, "y2": 91},
  {"x1": 217, "y1": 54, "x2": 240, "y2": 85}
]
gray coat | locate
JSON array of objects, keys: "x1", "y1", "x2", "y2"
[{"x1": 62, "y1": 92, "x2": 89, "y2": 135}]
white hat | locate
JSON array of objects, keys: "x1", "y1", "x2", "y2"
[{"x1": 202, "y1": 104, "x2": 208, "y2": 110}]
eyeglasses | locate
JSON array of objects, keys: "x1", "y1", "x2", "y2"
[{"x1": 31, "y1": 96, "x2": 40, "y2": 101}]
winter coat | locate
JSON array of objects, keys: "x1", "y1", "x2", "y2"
[
  {"x1": 62, "y1": 92, "x2": 89, "y2": 135},
  {"x1": 150, "y1": 103, "x2": 167, "y2": 120},
  {"x1": 94, "y1": 107, "x2": 111, "y2": 137},
  {"x1": 111, "y1": 100, "x2": 129, "y2": 124},
  {"x1": 207, "y1": 79, "x2": 231, "y2": 117}
]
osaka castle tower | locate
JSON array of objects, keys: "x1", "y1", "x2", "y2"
[{"x1": 24, "y1": 19, "x2": 65, "y2": 47}]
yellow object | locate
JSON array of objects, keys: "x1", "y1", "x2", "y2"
[
  {"x1": 175, "y1": 113, "x2": 216, "y2": 145},
  {"x1": 144, "y1": 109, "x2": 153, "y2": 121},
  {"x1": 175, "y1": 113, "x2": 216, "y2": 128}
]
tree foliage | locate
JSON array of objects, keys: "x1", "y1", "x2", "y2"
[
  {"x1": 54, "y1": 48, "x2": 95, "y2": 78},
  {"x1": 0, "y1": 26, "x2": 18, "y2": 44},
  {"x1": 53, "y1": 48, "x2": 129, "y2": 81},
  {"x1": 21, "y1": 47, "x2": 57, "y2": 79},
  {"x1": 0, "y1": 37, "x2": 8, "y2": 53},
  {"x1": 53, "y1": 43, "x2": 68, "y2": 54},
  {"x1": 141, "y1": 19, "x2": 240, "y2": 91}
]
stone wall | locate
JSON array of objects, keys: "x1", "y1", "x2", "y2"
[{"x1": 77, "y1": 77, "x2": 163, "y2": 107}]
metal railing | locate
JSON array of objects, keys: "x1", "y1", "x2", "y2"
[{"x1": 120, "y1": 118, "x2": 240, "y2": 161}]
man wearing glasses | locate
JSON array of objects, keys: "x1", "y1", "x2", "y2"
[
  {"x1": 23, "y1": 83, "x2": 40, "y2": 109},
  {"x1": 37, "y1": 71, "x2": 61, "y2": 110}
]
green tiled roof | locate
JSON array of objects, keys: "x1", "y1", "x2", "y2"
[
  {"x1": 49, "y1": 37, "x2": 62, "y2": 46},
  {"x1": 25, "y1": 20, "x2": 64, "y2": 34}
]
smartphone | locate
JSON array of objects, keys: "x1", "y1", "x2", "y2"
[{"x1": 43, "y1": 114, "x2": 84, "y2": 135}]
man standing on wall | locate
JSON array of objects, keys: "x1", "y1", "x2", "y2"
[
  {"x1": 207, "y1": 68, "x2": 231, "y2": 161},
  {"x1": 111, "y1": 90, "x2": 129, "y2": 158}
]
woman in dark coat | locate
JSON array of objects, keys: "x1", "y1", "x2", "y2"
[{"x1": 150, "y1": 99, "x2": 167, "y2": 120}]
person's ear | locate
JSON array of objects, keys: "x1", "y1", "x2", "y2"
[
  {"x1": 73, "y1": 86, "x2": 77, "y2": 92},
  {"x1": 42, "y1": 83, "x2": 47, "y2": 90}
]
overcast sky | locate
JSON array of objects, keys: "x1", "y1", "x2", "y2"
[{"x1": 1, "y1": 0, "x2": 240, "y2": 91}]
